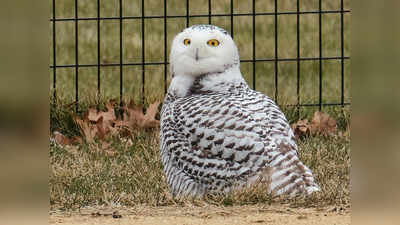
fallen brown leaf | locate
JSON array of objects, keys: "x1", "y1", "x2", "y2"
[
  {"x1": 87, "y1": 107, "x2": 99, "y2": 121},
  {"x1": 74, "y1": 114, "x2": 97, "y2": 143},
  {"x1": 291, "y1": 111, "x2": 338, "y2": 138},
  {"x1": 117, "y1": 100, "x2": 160, "y2": 129},
  {"x1": 95, "y1": 116, "x2": 106, "y2": 140},
  {"x1": 67, "y1": 99, "x2": 161, "y2": 155},
  {"x1": 70, "y1": 136, "x2": 83, "y2": 145},
  {"x1": 88, "y1": 100, "x2": 119, "y2": 137},
  {"x1": 291, "y1": 119, "x2": 311, "y2": 138},
  {"x1": 52, "y1": 131, "x2": 83, "y2": 147},
  {"x1": 53, "y1": 131, "x2": 71, "y2": 146},
  {"x1": 311, "y1": 111, "x2": 337, "y2": 136},
  {"x1": 88, "y1": 101, "x2": 117, "y2": 124}
]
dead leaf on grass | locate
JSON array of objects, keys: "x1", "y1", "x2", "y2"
[
  {"x1": 88, "y1": 100, "x2": 119, "y2": 137},
  {"x1": 311, "y1": 111, "x2": 337, "y2": 136},
  {"x1": 291, "y1": 119, "x2": 311, "y2": 138},
  {"x1": 74, "y1": 102, "x2": 119, "y2": 143},
  {"x1": 88, "y1": 101, "x2": 116, "y2": 123},
  {"x1": 117, "y1": 100, "x2": 160, "y2": 129},
  {"x1": 70, "y1": 136, "x2": 83, "y2": 145},
  {"x1": 291, "y1": 111, "x2": 338, "y2": 138},
  {"x1": 52, "y1": 131, "x2": 83, "y2": 146},
  {"x1": 53, "y1": 131, "x2": 71, "y2": 146},
  {"x1": 74, "y1": 114, "x2": 98, "y2": 143},
  {"x1": 56, "y1": 99, "x2": 161, "y2": 155}
]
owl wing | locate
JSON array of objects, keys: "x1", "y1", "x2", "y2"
[
  {"x1": 239, "y1": 90, "x2": 320, "y2": 194},
  {"x1": 161, "y1": 92, "x2": 319, "y2": 198}
]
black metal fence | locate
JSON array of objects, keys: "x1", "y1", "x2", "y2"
[{"x1": 50, "y1": 0, "x2": 350, "y2": 112}]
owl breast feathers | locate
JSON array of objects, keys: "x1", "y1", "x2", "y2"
[{"x1": 160, "y1": 25, "x2": 319, "y2": 198}]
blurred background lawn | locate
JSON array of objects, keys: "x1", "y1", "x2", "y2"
[{"x1": 49, "y1": 0, "x2": 350, "y2": 118}]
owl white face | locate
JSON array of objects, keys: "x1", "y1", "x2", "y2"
[{"x1": 170, "y1": 25, "x2": 240, "y2": 77}]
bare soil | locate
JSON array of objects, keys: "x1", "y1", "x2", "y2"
[{"x1": 49, "y1": 204, "x2": 350, "y2": 225}]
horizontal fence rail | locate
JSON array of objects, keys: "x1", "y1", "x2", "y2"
[
  {"x1": 50, "y1": 10, "x2": 352, "y2": 22},
  {"x1": 50, "y1": 0, "x2": 351, "y2": 113}
]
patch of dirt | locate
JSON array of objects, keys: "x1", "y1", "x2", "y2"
[{"x1": 49, "y1": 204, "x2": 350, "y2": 225}]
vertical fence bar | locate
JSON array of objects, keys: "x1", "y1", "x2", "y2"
[
  {"x1": 119, "y1": 0, "x2": 123, "y2": 106},
  {"x1": 208, "y1": 0, "x2": 211, "y2": 24},
  {"x1": 296, "y1": 0, "x2": 300, "y2": 117},
  {"x1": 97, "y1": 0, "x2": 101, "y2": 104},
  {"x1": 252, "y1": 0, "x2": 256, "y2": 90},
  {"x1": 141, "y1": 0, "x2": 145, "y2": 104},
  {"x1": 340, "y1": 0, "x2": 345, "y2": 106},
  {"x1": 52, "y1": 0, "x2": 56, "y2": 103},
  {"x1": 318, "y1": 0, "x2": 323, "y2": 111},
  {"x1": 186, "y1": 0, "x2": 190, "y2": 27},
  {"x1": 274, "y1": 0, "x2": 278, "y2": 103},
  {"x1": 230, "y1": 0, "x2": 234, "y2": 39},
  {"x1": 164, "y1": 0, "x2": 168, "y2": 94},
  {"x1": 75, "y1": 0, "x2": 79, "y2": 112}
]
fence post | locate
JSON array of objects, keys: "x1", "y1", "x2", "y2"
[{"x1": 75, "y1": 0, "x2": 79, "y2": 112}]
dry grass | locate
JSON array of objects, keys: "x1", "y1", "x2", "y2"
[{"x1": 50, "y1": 126, "x2": 350, "y2": 211}]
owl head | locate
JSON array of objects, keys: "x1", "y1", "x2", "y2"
[{"x1": 170, "y1": 25, "x2": 240, "y2": 77}]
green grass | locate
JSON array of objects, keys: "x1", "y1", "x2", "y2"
[{"x1": 50, "y1": 0, "x2": 351, "y2": 109}]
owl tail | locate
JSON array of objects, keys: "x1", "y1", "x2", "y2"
[{"x1": 266, "y1": 158, "x2": 321, "y2": 197}]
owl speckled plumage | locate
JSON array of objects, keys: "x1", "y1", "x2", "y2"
[{"x1": 160, "y1": 25, "x2": 320, "y2": 198}]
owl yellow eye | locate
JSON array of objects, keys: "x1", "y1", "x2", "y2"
[
  {"x1": 207, "y1": 39, "x2": 220, "y2": 47},
  {"x1": 183, "y1": 38, "x2": 191, "y2": 46}
]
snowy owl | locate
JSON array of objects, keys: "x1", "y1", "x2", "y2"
[{"x1": 160, "y1": 25, "x2": 320, "y2": 198}]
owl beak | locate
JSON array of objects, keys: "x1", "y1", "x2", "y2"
[{"x1": 195, "y1": 48, "x2": 199, "y2": 61}]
